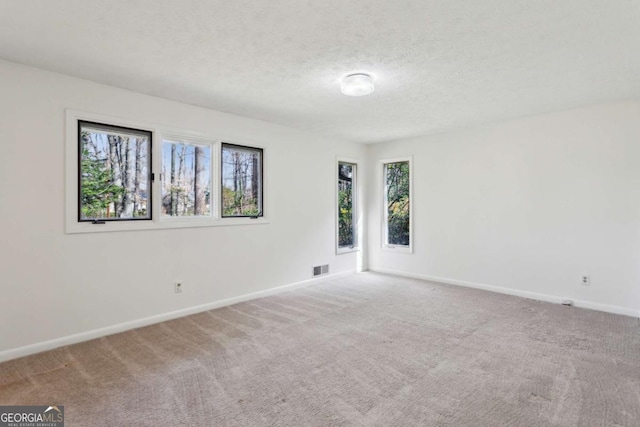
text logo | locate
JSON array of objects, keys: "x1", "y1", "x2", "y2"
[{"x1": 0, "y1": 405, "x2": 64, "y2": 427}]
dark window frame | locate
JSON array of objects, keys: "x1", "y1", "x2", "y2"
[
  {"x1": 77, "y1": 120, "x2": 153, "y2": 223},
  {"x1": 220, "y1": 142, "x2": 264, "y2": 218}
]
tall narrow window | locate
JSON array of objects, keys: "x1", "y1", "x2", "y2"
[
  {"x1": 161, "y1": 139, "x2": 212, "y2": 217},
  {"x1": 78, "y1": 121, "x2": 152, "y2": 222},
  {"x1": 337, "y1": 161, "x2": 357, "y2": 251},
  {"x1": 384, "y1": 160, "x2": 411, "y2": 247},
  {"x1": 221, "y1": 143, "x2": 263, "y2": 217}
]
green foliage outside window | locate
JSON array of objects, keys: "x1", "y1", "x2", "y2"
[
  {"x1": 338, "y1": 163, "x2": 355, "y2": 247},
  {"x1": 80, "y1": 144, "x2": 124, "y2": 219},
  {"x1": 221, "y1": 144, "x2": 262, "y2": 217},
  {"x1": 79, "y1": 123, "x2": 151, "y2": 221},
  {"x1": 386, "y1": 161, "x2": 410, "y2": 246}
]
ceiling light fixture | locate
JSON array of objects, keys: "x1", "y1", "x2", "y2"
[{"x1": 341, "y1": 73, "x2": 374, "y2": 96}]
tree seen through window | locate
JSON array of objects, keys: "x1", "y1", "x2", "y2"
[
  {"x1": 221, "y1": 144, "x2": 263, "y2": 217},
  {"x1": 161, "y1": 140, "x2": 211, "y2": 217},
  {"x1": 385, "y1": 161, "x2": 410, "y2": 246},
  {"x1": 79, "y1": 121, "x2": 151, "y2": 221},
  {"x1": 338, "y1": 162, "x2": 355, "y2": 248}
]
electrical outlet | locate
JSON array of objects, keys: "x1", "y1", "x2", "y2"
[
  {"x1": 581, "y1": 275, "x2": 590, "y2": 286},
  {"x1": 175, "y1": 281, "x2": 183, "y2": 293}
]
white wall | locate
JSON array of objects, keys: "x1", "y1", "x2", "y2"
[
  {"x1": 0, "y1": 60, "x2": 366, "y2": 359},
  {"x1": 367, "y1": 102, "x2": 640, "y2": 316}
]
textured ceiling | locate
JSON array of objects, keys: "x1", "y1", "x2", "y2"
[{"x1": 1, "y1": 0, "x2": 639, "y2": 143}]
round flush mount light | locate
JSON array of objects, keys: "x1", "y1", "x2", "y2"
[{"x1": 341, "y1": 73, "x2": 374, "y2": 96}]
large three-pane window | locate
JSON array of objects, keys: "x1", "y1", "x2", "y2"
[
  {"x1": 73, "y1": 114, "x2": 266, "y2": 232},
  {"x1": 383, "y1": 160, "x2": 411, "y2": 249}
]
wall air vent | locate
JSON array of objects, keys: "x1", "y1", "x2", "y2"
[{"x1": 313, "y1": 264, "x2": 329, "y2": 277}]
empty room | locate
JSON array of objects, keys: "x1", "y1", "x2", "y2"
[{"x1": 1, "y1": 1, "x2": 639, "y2": 426}]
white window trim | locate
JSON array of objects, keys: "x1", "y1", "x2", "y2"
[
  {"x1": 336, "y1": 157, "x2": 360, "y2": 255},
  {"x1": 381, "y1": 156, "x2": 413, "y2": 254},
  {"x1": 65, "y1": 109, "x2": 269, "y2": 234},
  {"x1": 158, "y1": 134, "x2": 217, "y2": 222}
]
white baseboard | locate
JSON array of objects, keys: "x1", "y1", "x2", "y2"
[
  {"x1": 369, "y1": 267, "x2": 640, "y2": 318},
  {"x1": 0, "y1": 270, "x2": 356, "y2": 363}
]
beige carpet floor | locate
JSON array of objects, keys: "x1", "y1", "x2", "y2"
[{"x1": 1, "y1": 272, "x2": 639, "y2": 426}]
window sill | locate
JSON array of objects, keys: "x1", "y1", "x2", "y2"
[
  {"x1": 65, "y1": 217, "x2": 269, "y2": 234},
  {"x1": 337, "y1": 246, "x2": 360, "y2": 255},
  {"x1": 381, "y1": 245, "x2": 413, "y2": 254}
]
